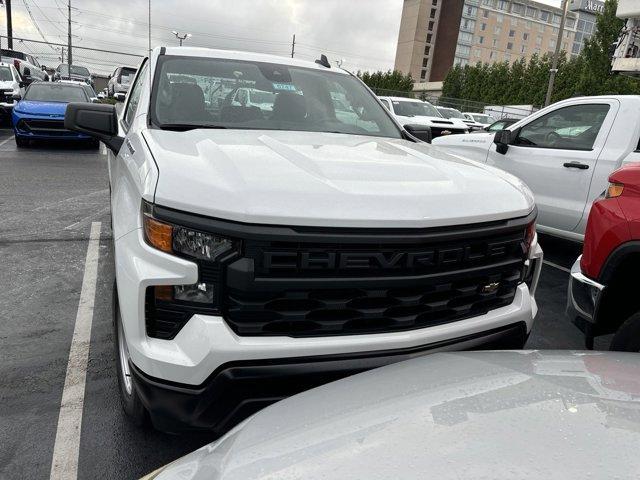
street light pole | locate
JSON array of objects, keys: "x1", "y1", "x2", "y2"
[
  {"x1": 545, "y1": 0, "x2": 570, "y2": 106},
  {"x1": 6, "y1": 0, "x2": 13, "y2": 49},
  {"x1": 172, "y1": 31, "x2": 191, "y2": 46}
]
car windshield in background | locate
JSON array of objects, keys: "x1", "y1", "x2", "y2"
[
  {"x1": 60, "y1": 65, "x2": 91, "y2": 76},
  {"x1": 473, "y1": 114, "x2": 495, "y2": 123},
  {"x1": 82, "y1": 84, "x2": 96, "y2": 98},
  {"x1": 392, "y1": 100, "x2": 440, "y2": 118},
  {"x1": 24, "y1": 84, "x2": 88, "y2": 102},
  {"x1": 440, "y1": 108, "x2": 466, "y2": 119},
  {"x1": 0, "y1": 67, "x2": 13, "y2": 82},
  {"x1": 119, "y1": 68, "x2": 137, "y2": 84},
  {"x1": 152, "y1": 56, "x2": 401, "y2": 138}
]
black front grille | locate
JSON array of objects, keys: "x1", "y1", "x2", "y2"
[
  {"x1": 148, "y1": 205, "x2": 535, "y2": 340},
  {"x1": 225, "y1": 265, "x2": 522, "y2": 336},
  {"x1": 432, "y1": 127, "x2": 467, "y2": 138},
  {"x1": 17, "y1": 118, "x2": 71, "y2": 135}
]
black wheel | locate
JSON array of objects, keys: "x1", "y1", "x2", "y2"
[
  {"x1": 113, "y1": 283, "x2": 149, "y2": 426},
  {"x1": 610, "y1": 311, "x2": 640, "y2": 352},
  {"x1": 15, "y1": 135, "x2": 28, "y2": 148}
]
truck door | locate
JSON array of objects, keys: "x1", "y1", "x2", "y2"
[{"x1": 487, "y1": 99, "x2": 619, "y2": 233}]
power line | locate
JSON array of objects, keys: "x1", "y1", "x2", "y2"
[{"x1": 20, "y1": 0, "x2": 58, "y2": 52}]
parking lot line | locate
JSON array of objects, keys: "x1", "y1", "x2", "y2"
[
  {"x1": 0, "y1": 135, "x2": 13, "y2": 148},
  {"x1": 49, "y1": 222, "x2": 102, "y2": 480},
  {"x1": 543, "y1": 260, "x2": 571, "y2": 273}
]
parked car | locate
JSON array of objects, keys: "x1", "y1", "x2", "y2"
[
  {"x1": 65, "y1": 46, "x2": 542, "y2": 434},
  {"x1": 0, "y1": 62, "x2": 26, "y2": 119},
  {"x1": 483, "y1": 117, "x2": 520, "y2": 132},
  {"x1": 463, "y1": 112, "x2": 496, "y2": 128},
  {"x1": 0, "y1": 49, "x2": 48, "y2": 83},
  {"x1": 58, "y1": 79, "x2": 99, "y2": 102},
  {"x1": 107, "y1": 65, "x2": 137, "y2": 97},
  {"x1": 437, "y1": 106, "x2": 482, "y2": 130},
  {"x1": 378, "y1": 96, "x2": 469, "y2": 138},
  {"x1": 13, "y1": 82, "x2": 97, "y2": 148},
  {"x1": 433, "y1": 96, "x2": 640, "y2": 242},
  {"x1": 53, "y1": 64, "x2": 93, "y2": 88},
  {"x1": 568, "y1": 163, "x2": 640, "y2": 350},
  {"x1": 141, "y1": 350, "x2": 640, "y2": 480}
]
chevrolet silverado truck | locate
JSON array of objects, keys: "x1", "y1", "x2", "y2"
[
  {"x1": 65, "y1": 46, "x2": 543, "y2": 433},
  {"x1": 433, "y1": 96, "x2": 640, "y2": 242}
]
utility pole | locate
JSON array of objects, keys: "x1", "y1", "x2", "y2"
[
  {"x1": 545, "y1": 0, "x2": 569, "y2": 106},
  {"x1": 67, "y1": 0, "x2": 72, "y2": 65},
  {"x1": 291, "y1": 34, "x2": 295, "y2": 58},
  {"x1": 61, "y1": 46, "x2": 65, "y2": 64},
  {"x1": 148, "y1": 0, "x2": 151, "y2": 55},
  {"x1": 6, "y1": 0, "x2": 13, "y2": 49}
]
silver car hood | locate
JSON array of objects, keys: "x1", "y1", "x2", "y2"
[
  {"x1": 145, "y1": 129, "x2": 533, "y2": 228},
  {"x1": 153, "y1": 351, "x2": 640, "y2": 480}
]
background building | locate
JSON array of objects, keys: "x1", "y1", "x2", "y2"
[
  {"x1": 394, "y1": 0, "x2": 592, "y2": 84},
  {"x1": 569, "y1": 0, "x2": 605, "y2": 56}
]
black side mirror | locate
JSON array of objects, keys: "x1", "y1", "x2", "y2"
[
  {"x1": 493, "y1": 129, "x2": 512, "y2": 154},
  {"x1": 12, "y1": 93, "x2": 21, "y2": 101},
  {"x1": 404, "y1": 124, "x2": 433, "y2": 143},
  {"x1": 113, "y1": 92, "x2": 126, "y2": 102},
  {"x1": 18, "y1": 80, "x2": 27, "y2": 88},
  {"x1": 41, "y1": 65, "x2": 47, "y2": 70},
  {"x1": 65, "y1": 103, "x2": 123, "y2": 153},
  {"x1": 23, "y1": 67, "x2": 31, "y2": 77}
]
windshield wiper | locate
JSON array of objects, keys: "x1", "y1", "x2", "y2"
[{"x1": 159, "y1": 123, "x2": 228, "y2": 131}]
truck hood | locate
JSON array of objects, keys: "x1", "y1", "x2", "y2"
[
  {"x1": 152, "y1": 351, "x2": 640, "y2": 480},
  {"x1": 145, "y1": 129, "x2": 534, "y2": 228},
  {"x1": 14, "y1": 100, "x2": 67, "y2": 116},
  {"x1": 0, "y1": 80, "x2": 18, "y2": 91}
]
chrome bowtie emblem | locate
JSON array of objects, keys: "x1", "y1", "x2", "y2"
[{"x1": 481, "y1": 282, "x2": 500, "y2": 294}]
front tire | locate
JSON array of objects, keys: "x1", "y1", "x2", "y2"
[
  {"x1": 15, "y1": 135, "x2": 28, "y2": 148},
  {"x1": 113, "y1": 283, "x2": 148, "y2": 426},
  {"x1": 610, "y1": 311, "x2": 640, "y2": 352}
]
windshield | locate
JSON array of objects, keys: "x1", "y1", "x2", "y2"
[
  {"x1": 440, "y1": 108, "x2": 466, "y2": 119},
  {"x1": 472, "y1": 114, "x2": 496, "y2": 124},
  {"x1": 391, "y1": 100, "x2": 441, "y2": 118},
  {"x1": 152, "y1": 56, "x2": 401, "y2": 138},
  {"x1": 119, "y1": 68, "x2": 137, "y2": 85},
  {"x1": 59, "y1": 64, "x2": 91, "y2": 77},
  {"x1": 24, "y1": 84, "x2": 88, "y2": 102},
  {"x1": 82, "y1": 84, "x2": 96, "y2": 98},
  {"x1": 0, "y1": 67, "x2": 13, "y2": 82}
]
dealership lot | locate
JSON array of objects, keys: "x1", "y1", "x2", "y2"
[{"x1": 0, "y1": 130, "x2": 609, "y2": 479}]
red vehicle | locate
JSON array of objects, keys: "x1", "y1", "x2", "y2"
[{"x1": 568, "y1": 163, "x2": 640, "y2": 351}]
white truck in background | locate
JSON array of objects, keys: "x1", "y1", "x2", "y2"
[{"x1": 434, "y1": 95, "x2": 640, "y2": 242}]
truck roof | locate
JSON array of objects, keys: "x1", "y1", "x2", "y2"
[{"x1": 156, "y1": 46, "x2": 349, "y2": 75}]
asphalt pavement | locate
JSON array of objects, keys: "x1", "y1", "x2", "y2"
[{"x1": 0, "y1": 131, "x2": 599, "y2": 479}]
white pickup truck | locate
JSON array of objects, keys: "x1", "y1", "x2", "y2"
[{"x1": 434, "y1": 96, "x2": 640, "y2": 242}]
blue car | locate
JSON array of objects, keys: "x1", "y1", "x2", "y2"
[{"x1": 12, "y1": 82, "x2": 98, "y2": 148}]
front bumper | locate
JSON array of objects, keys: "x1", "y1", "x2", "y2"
[
  {"x1": 130, "y1": 321, "x2": 528, "y2": 433},
  {"x1": 12, "y1": 113, "x2": 91, "y2": 140},
  {"x1": 116, "y1": 227, "x2": 543, "y2": 387},
  {"x1": 567, "y1": 255, "x2": 605, "y2": 324}
]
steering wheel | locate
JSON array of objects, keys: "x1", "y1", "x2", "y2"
[{"x1": 545, "y1": 131, "x2": 560, "y2": 145}]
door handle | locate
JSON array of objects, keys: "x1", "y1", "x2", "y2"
[{"x1": 563, "y1": 162, "x2": 589, "y2": 170}]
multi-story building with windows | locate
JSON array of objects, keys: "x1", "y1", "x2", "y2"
[
  {"x1": 394, "y1": 0, "x2": 586, "y2": 84},
  {"x1": 569, "y1": 0, "x2": 605, "y2": 56}
]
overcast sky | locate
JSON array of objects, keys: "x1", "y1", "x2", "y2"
[{"x1": 0, "y1": 0, "x2": 562, "y2": 74}]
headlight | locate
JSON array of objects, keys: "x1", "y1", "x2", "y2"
[{"x1": 142, "y1": 201, "x2": 241, "y2": 308}]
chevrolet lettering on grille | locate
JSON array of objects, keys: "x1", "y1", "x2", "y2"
[{"x1": 262, "y1": 240, "x2": 519, "y2": 272}]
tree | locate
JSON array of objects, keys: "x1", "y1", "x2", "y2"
[{"x1": 357, "y1": 70, "x2": 414, "y2": 94}]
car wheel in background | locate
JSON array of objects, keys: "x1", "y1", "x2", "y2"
[
  {"x1": 610, "y1": 311, "x2": 640, "y2": 352},
  {"x1": 113, "y1": 283, "x2": 149, "y2": 426},
  {"x1": 15, "y1": 136, "x2": 28, "y2": 148}
]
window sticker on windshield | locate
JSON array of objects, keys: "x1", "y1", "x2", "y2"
[{"x1": 273, "y1": 83, "x2": 297, "y2": 92}]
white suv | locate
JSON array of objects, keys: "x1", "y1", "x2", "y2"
[{"x1": 65, "y1": 46, "x2": 542, "y2": 434}]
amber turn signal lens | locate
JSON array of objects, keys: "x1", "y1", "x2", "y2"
[
  {"x1": 606, "y1": 183, "x2": 624, "y2": 199},
  {"x1": 154, "y1": 285, "x2": 174, "y2": 301},
  {"x1": 143, "y1": 216, "x2": 173, "y2": 253}
]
